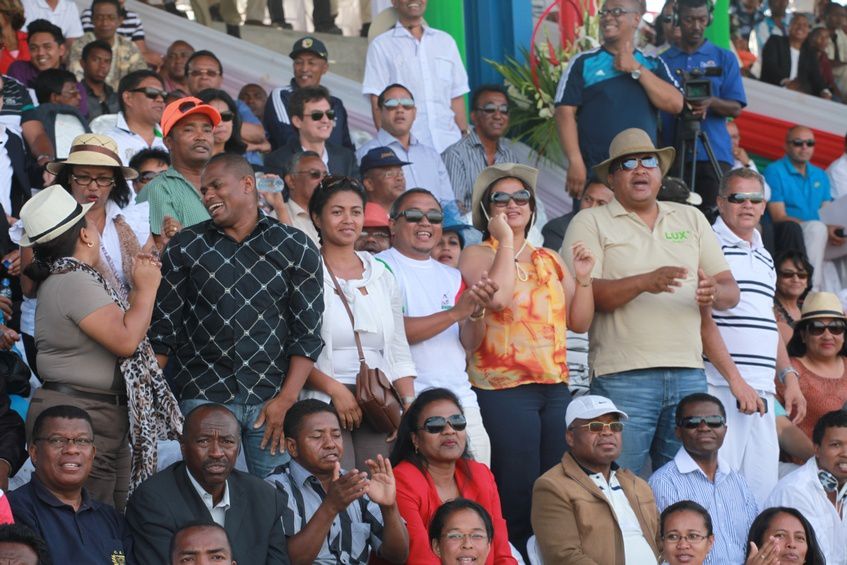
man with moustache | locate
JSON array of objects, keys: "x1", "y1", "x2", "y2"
[
  {"x1": 159, "y1": 40, "x2": 193, "y2": 95},
  {"x1": 126, "y1": 404, "x2": 290, "y2": 564},
  {"x1": 359, "y1": 147, "x2": 409, "y2": 212},
  {"x1": 104, "y1": 69, "x2": 167, "y2": 166},
  {"x1": 143, "y1": 96, "x2": 218, "y2": 244},
  {"x1": 170, "y1": 522, "x2": 237, "y2": 565},
  {"x1": 149, "y1": 153, "x2": 323, "y2": 478},
  {"x1": 532, "y1": 395, "x2": 660, "y2": 564}
]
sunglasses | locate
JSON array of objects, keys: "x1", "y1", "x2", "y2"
[
  {"x1": 790, "y1": 139, "x2": 815, "y2": 147},
  {"x1": 678, "y1": 415, "x2": 726, "y2": 429},
  {"x1": 306, "y1": 109, "x2": 335, "y2": 121},
  {"x1": 489, "y1": 189, "x2": 531, "y2": 206},
  {"x1": 598, "y1": 6, "x2": 638, "y2": 18},
  {"x1": 395, "y1": 208, "x2": 444, "y2": 224},
  {"x1": 418, "y1": 414, "x2": 467, "y2": 434},
  {"x1": 130, "y1": 86, "x2": 167, "y2": 100},
  {"x1": 218, "y1": 110, "x2": 234, "y2": 122},
  {"x1": 724, "y1": 192, "x2": 765, "y2": 204},
  {"x1": 611, "y1": 155, "x2": 659, "y2": 173},
  {"x1": 476, "y1": 103, "x2": 509, "y2": 115},
  {"x1": 806, "y1": 321, "x2": 847, "y2": 336},
  {"x1": 138, "y1": 170, "x2": 163, "y2": 184},
  {"x1": 383, "y1": 97, "x2": 415, "y2": 110},
  {"x1": 292, "y1": 169, "x2": 326, "y2": 180},
  {"x1": 576, "y1": 421, "x2": 624, "y2": 433},
  {"x1": 778, "y1": 270, "x2": 809, "y2": 280}
]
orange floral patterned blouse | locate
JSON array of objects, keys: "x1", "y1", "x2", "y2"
[{"x1": 468, "y1": 239, "x2": 569, "y2": 390}]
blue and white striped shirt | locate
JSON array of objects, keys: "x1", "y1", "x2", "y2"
[{"x1": 649, "y1": 448, "x2": 759, "y2": 565}]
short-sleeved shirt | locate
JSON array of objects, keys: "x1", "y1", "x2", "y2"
[
  {"x1": 0, "y1": 75, "x2": 37, "y2": 134},
  {"x1": 35, "y1": 268, "x2": 121, "y2": 392},
  {"x1": 9, "y1": 476, "x2": 129, "y2": 565},
  {"x1": 660, "y1": 41, "x2": 747, "y2": 164},
  {"x1": 143, "y1": 166, "x2": 210, "y2": 234},
  {"x1": 21, "y1": 0, "x2": 83, "y2": 39},
  {"x1": 554, "y1": 47, "x2": 679, "y2": 171},
  {"x1": 267, "y1": 460, "x2": 385, "y2": 565},
  {"x1": 562, "y1": 199, "x2": 729, "y2": 376},
  {"x1": 104, "y1": 112, "x2": 167, "y2": 166},
  {"x1": 764, "y1": 156, "x2": 832, "y2": 221},
  {"x1": 69, "y1": 33, "x2": 147, "y2": 91},
  {"x1": 363, "y1": 23, "x2": 469, "y2": 153},
  {"x1": 80, "y1": 8, "x2": 145, "y2": 41}
]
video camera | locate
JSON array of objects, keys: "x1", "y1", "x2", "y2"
[{"x1": 675, "y1": 67, "x2": 722, "y2": 120}]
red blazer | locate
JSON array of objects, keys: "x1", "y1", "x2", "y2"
[{"x1": 388, "y1": 459, "x2": 516, "y2": 565}]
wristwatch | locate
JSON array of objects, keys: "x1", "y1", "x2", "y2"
[{"x1": 630, "y1": 64, "x2": 643, "y2": 80}]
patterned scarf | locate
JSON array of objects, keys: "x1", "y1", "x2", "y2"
[{"x1": 49, "y1": 257, "x2": 183, "y2": 492}]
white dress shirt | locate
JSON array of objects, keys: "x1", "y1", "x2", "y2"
[
  {"x1": 104, "y1": 112, "x2": 168, "y2": 166},
  {"x1": 589, "y1": 469, "x2": 657, "y2": 564},
  {"x1": 827, "y1": 154, "x2": 847, "y2": 200},
  {"x1": 363, "y1": 22, "x2": 469, "y2": 153},
  {"x1": 0, "y1": 130, "x2": 13, "y2": 216},
  {"x1": 186, "y1": 468, "x2": 231, "y2": 527},
  {"x1": 21, "y1": 0, "x2": 83, "y2": 39}
]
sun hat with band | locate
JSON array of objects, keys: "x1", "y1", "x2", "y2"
[
  {"x1": 46, "y1": 133, "x2": 138, "y2": 180},
  {"x1": 592, "y1": 128, "x2": 676, "y2": 186},
  {"x1": 471, "y1": 163, "x2": 538, "y2": 232},
  {"x1": 19, "y1": 184, "x2": 94, "y2": 247},
  {"x1": 160, "y1": 96, "x2": 221, "y2": 138},
  {"x1": 796, "y1": 292, "x2": 847, "y2": 324}
]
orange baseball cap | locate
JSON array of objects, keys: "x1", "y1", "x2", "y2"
[{"x1": 160, "y1": 96, "x2": 221, "y2": 137}]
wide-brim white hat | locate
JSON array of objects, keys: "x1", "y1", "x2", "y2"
[{"x1": 19, "y1": 185, "x2": 93, "y2": 247}]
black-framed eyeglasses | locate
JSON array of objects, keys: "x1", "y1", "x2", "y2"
[
  {"x1": 598, "y1": 7, "x2": 638, "y2": 18},
  {"x1": 137, "y1": 170, "x2": 163, "y2": 184},
  {"x1": 218, "y1": 110, "x2": 234, "y2": 122},
  {"x1": 35, "y1": 436, "x2": 95, "y2": 449},
  {"x1": 611, "y1": 155, "x2": 660, "y2": 173},
  {"x1": 307, "y1": 110, "x2": 335, "y2": 121},
  {"x1": 418, "y1": 414, "x2": 467, "y2": 434},
  {"x1": 292, "y1": 169, "x2": 327, "y2": 180},
  {"x1": 575, "y1": 421, "x2": 624, "y2": 433},
  {"x1": 807, "y1": 321, "x2": 847, "y2": 336},
  {"x1": 476, "y1": 103, "x2": 509, "y2": 115},
  {"x1": 678, "y1": 415, "x2": 726, "y2": 429},
  {"x1": 489, "y1": 189, "x2": 531, "y2": 207},
  {"x1": 722, "y1": 192, "x2": 765, "y2": 204},
  {"x1": 662, "y1": 533, "x2": 709, "y2": 545},
  {"x1": 383, "y1": 97, "x2": 415, "y2": 110},
  {"x1": 71, "y1": 174, "x2": 115, "y2": 187},
  {"x1": 394, "y1": 208, "x2": 444, "y2": 224},
  {"x1": 130, "y1": 86, "x2": 167, "y2": 100},
  {"x1": 790, "y1": 139, "x2": 815, "y2": 147}
]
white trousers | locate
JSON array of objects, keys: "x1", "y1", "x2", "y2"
[
  {"x1": 463, "y1": 404, "x2": 491, "y2": 467},
  {"x1": 708, "y1": 384, "x2": 779, "y2": 507},
  {"x1": 801, "y1": 220, "x2": 847, "y2": 292}
]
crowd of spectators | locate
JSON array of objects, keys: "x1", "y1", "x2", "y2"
[{"x1": 0, "y1": 0, "x2": 844, "y2": 563}]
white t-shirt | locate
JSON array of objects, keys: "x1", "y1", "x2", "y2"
[
  {"x1": 21, "y1": 0, "x2": 83, "y2": 39},
  {"x1": 789, "y1": 47, "x2": 800, "y2": 80},
  {"x1": 376, "y1": 248, "x2": 478, "y2": 409}
]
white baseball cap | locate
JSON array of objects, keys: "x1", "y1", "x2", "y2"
[{"x1": 566, "y1": 395, "x2": 629, "y2": 428}]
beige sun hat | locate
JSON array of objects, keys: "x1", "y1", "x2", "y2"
[
  {"x1": 19, "y1": 184, "x2": 94, "y2": 247},
  {"x1": 46, "y1": 133, "x2": 138, "y2": 180},
  {"x1": 592, "y1": 128, "x2": 676, "y2": 186},
  {"x1": 798, "y1": 292, "x2": 847, "y2": 322},
  {"x1": 471, "y1": 163, "x2": 539, "y2": 231}
]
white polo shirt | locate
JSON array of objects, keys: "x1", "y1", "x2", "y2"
[
  {"x1": 104, "y1": 112, "x2": 167, "y2": 166},
  {"x1": 363, "y1": 22, "x2": 469, "y2": 153},
  {"x1": 21, "y1": 0, "x2": 83, "y2": 39},
  {"x1": 705, "y1": 217, "x2": 778, "y2": 393}
]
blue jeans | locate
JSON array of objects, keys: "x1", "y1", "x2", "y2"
[
  {"x1": 474, "y1": 383, "x2": 571, "y2": 557},
  {"x1": 590, "y1": 368, "x2": 706, "y2": 475},
  {"x1": 180, "y1": 393, "x2": 290, "y2": 479}
]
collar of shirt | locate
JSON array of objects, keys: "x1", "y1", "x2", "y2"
[
  {"x1": 0, "y1": 128, "x2": 7, "y2": 148},
  {"x1": 287, "y1": 198, "x2": 309, "y2": 219},
  {"x1": 608, "y1": 197, "x2": 678, "y2": 221},
  {"x1": 673, "y1": 446, "x2": 729, "y2": 483},
  {"x1": 779, "y1": 156, "x2": 808, "y2": 177},
  {"x1": 203, "y1": 212, "x2": 271, "y2": 241},
  {"x1": 116, "y1": 111, "x2": 163, "y2": 138},
  {"x1": 186, "y1": 467, "x2": 231, "y2": 513},
  {"x1": 391, "y1": 20, "x2": 436, "y2": 40},
  {"x1": 713, "y1": 214, "x2": 764, "y2": 250},
  {"x1": 375, "y1": 128, "x2": 418, "y2": 149},
  {"x1": 665, "y1": 39, "x2": 719, "y2": 60},
  {"x1": 31, "y1": 474, "x2": 94, "y2": 512},
  {"x1": 288, "y1": 458, "x2": 332, "y2": 491},
  {"x1": 572, "y1": 454, "x2": 620, "y2": 476},
  {"x1": 301, "y1": 144, "x2": 328, "y2": 167}
]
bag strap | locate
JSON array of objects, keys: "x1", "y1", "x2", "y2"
[{"x1": 322, "y1": 252, "x2": 367, "y2": 364}]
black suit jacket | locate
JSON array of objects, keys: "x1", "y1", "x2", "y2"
[
  {"x1": 125, "y1": 462, "x2": 290, "y2": 565},
  {"x1": 264, "y1": 136, "x2": 359, "y2": 178},
  {"x1": 760, "y1": 36, "x2": 829, "y2": 96},
  {"x1": 4, "y1": 128, "x2": 37, "y2": 217}
]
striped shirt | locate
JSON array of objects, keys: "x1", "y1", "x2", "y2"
[
  {"x1": 80, "y1": 8, "x2": 145, "y2": 41},
  {"x1": 649, "y1": 448, "x2": 759, "y2": 565},
  {"x1": 144, "y1": 167, "x2": 210, "y2": 235},
  {"x1": 267, "y1": 460, "x2": 385, "y2": 565},
  {"x1": 705, "y1": 217, "x2": 779, "y2": 393},
  {"x1": 441, "y1": 129, "x2": 518, "y2": 212}
]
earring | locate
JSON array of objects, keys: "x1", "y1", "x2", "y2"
[{"x1": 86, "y1": 241, "x2": 94, "y2": 248}]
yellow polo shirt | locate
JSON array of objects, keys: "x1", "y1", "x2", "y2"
[{"x1": 562, "y1": 199, "x2": 729, "y2": 377}]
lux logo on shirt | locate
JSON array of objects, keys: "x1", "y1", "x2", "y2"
[{"x1": 664, "y1": 230, "x2": 690, "y2": 242}]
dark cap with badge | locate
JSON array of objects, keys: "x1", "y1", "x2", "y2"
[
  {"x1": 289, "y1": 36, "x2": 328, "y2": 60},
  {"x1": 359, "y1": 146, "x2": 411, "y2": 175}
]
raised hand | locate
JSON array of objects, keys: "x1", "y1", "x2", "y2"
[
  {"x1": 488, "y1": 213, "x2": 513, "y2": 246},
  {"x1": 324, "y1": 461, "x2": 369, "y2": 514},
  {"x1": 570, "y1": 242, "x2": 595, "y2": 281},
  {"x1": 365, "y1": 455, "x2": 396, "y2": 507},
  {"x1": 131, "y1": 253, "x2": 162, "y2": 291},
  {"x1": 744, "y1": 538, "x2": 782, "y2": 565}
]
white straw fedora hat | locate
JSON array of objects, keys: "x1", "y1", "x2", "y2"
[
  {"x1": 19, "y1": 185, "x2": 94, "y2": 247},
  {"x1": 46, "y1": 133, "x2": 138, "y2": 180},
  {"x1": 593, "y1": 128, "x2": 676, "y2": 186}
]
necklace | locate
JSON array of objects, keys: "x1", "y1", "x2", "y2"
[{"x1": 514, "y1": 239, "x2": 531, "y2": 282}]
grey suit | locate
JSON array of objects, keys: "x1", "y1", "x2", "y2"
[{"x1": 125, "y1": 461, "x2": 290, "y2": 565}]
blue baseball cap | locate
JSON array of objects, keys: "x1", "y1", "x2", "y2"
[
  {"x1": 290, "y1": 36, "x2": 328, "y2": 60},
  {"x1": 360, "y1": 147, "x2": 411, "y2": 175}
]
